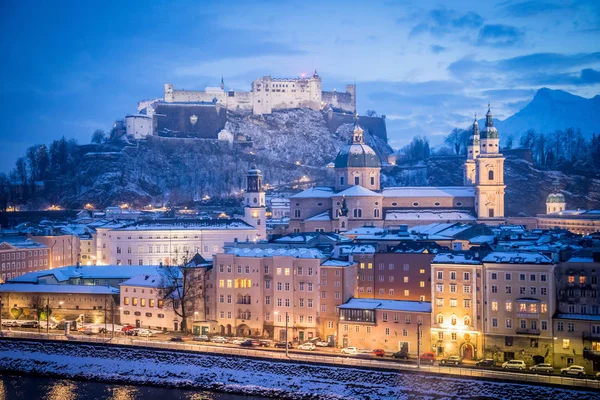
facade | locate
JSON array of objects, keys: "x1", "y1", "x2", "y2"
[
  {"x1": 337, "y1": 298, "x2": 432, "y2": 354},
  {"x1": 242, "y1": 166, "x2": 267, "y2": 240},
  {"x1": 125, "y1": 114, "x2": 153, "y2": 139},
  {"x1": 0, "y1": 239, "x2": 50, "y2": 283},
  {"x1": 120, "y1": 274, "x2": 176, "y2": 331},
  {"x1": 536, "y1": 210, "x2": 600, "y2": 235},
  {"x1": 356, "y1": 250, "x2": 433, "y2": 302},
  {"x1": 29, "y1": 233, "x2": 79, "y2": 269},
  {"x1": 553, "y1": 254, "x2": 600, "y2": 372},
  {"x1": 96, "y1": 219, "x2": 258, "y2": 265},
  {"x1": 431, "y1": 254, "x2": 484, "y2": 360},
  {"x1": 289, "y1": 110, "x2": 505, "y2": 233},
  {"x1": 482, "y1": 252, "x2": 555, "y2": 364}
]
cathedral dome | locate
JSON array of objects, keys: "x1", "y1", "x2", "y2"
[
  {"x1": 547, "y1": 193, "x2": 565, "y2": 203},
  {"x1": 334, "y1": 123, "x2": 381, "y2": 168}
]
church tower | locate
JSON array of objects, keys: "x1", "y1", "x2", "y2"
[
  {"x1": 464, "y1": 115, "x2": 480, "y2": 186},
  {"x1": 475, "y1": 104, "x2": 505, "y2": 221},
  {"x1": 242, "y1": 165, "x2": 266, "y2": 240}
]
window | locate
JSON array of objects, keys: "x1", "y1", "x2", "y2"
[
  {"x1": 265, "y1": 296, "x2": 271, "y2": 305},
  {"x1": 436, "y1": 284, "x2": 443, "y2": 292},
  {"x1": 505, "y1": 273, "x2": 512, "y2": 280},
  {"x1": 420, "y1": 281, "x2": 425, "y2": 287},
  {"x1": 491, "y1": 273, "x2": 497, "y2": 280},
  {"x1": 382, "y1": 312, "x2": 388, "y2": 322},
  {"x1": 385, "y1": 328, "x2": 390, "y2": 336},
  {"x1": 464, "y1": 316, "x2": 471, "y2": 326},
  {"x1": 541, "y1": 320, "x2": 548, "y2": 330},
  {"x1": 403, "y1": 289, "x2": 409, "y2": 297},
  {"x1": 557, "y1": 322, "x2": 564, "y2": 331},
  {"x1": 464, "y1": 299, "x2": 471, "y2": 308},
  {"x1": 353, "y1": 209, "x2": 362, "y2": 218},
  {"x1": 488, "y1": 170, "x2": 494, "y2": 180},
  {"x1": 541, "y1": 303, "x2": 547, "y2": 313},
  {"x1": 285, "y1": 268, "x2": 290, "y2": 276},
  {"x1": 505, "y1": 301, "x2": 512, "y2": 312},
  {"x1": 568, "y1": 322, "x2": 575, "y2": 332},
  {"x1": 491, "y1": 285, "x2": 497, "y2": 294},
  {"x1": 492, "y1": 318, "x2": 498, "y2": 327},
  {"x1": 437, "y1": 271, "x2": 443, "y2": 280},
  {"x1": 464, "y1": 272, "x2": 470, "y2": 281},
  {"x1": 505, "y1": 286, "x2": 512, "y2": 294},
  {"x1": 450, "y1": 284, "x2": 457, "y2": 293},
  {"x1": 464, "y1": 285, "x2": 471, "y2": 294},
  {"x1": 265, "y1": 280, "x2": 271, "y2": 289},
  {"x1": 506, "y1": 318, "x2": 512, "y2": 328},
  {"x1": 451, "y1": 332, "x2": 457, "y2": 341},
  {"x1": 451, "y1": 315, "x2": 457, "y2": 325},
  {"x1": 568, "y1": 276, "x2": 575, "y2": 283},
  {"x1": 520, "y1": 274, "x2": 526, "y2": 281},
  {"x1": 563, "y1": 339, "x2": 570, "y2": 349},
  {"x1": 492, "y1": 301, "x2": 498, "y2": 311},
  {"x1": 450, "y1": 299, "x2": 457, "y2": 307}
]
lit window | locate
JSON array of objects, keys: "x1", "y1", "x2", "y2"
[
  {"x1": 492, "y1": 301, "x2": 498, "y2": 311},
  {"x1": 563, "y1": 339, "x2": 570, "y2": 349},
  {"x1": 219, "y1": 280, "x2": 224, "y2": 288}
]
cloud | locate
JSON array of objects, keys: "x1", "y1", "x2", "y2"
[
  {"x1": 476, "y1": 24, "x2": 524, "y2": 47},
  {"x1": 430, "y1": 45, "x2": 447, "y2": 54},
  {"x1": 448, "y1": 52, "x2": 600, "y2": 87},
  {"x1": 501, "y1": 1, "x2": 564, "y2": 17},
  {"x1": 408, "y1": 7, "x2": 483, "y2": 38}
]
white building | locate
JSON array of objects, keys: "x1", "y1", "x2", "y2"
[
  {"x1": 125, "y1": 114, "x2": 153, "y2": 139},
  {"x1": 120, "y1": 274, "x2": 178, "y2": 331},
  {"x1": 96, "y1": 219, "x2": 258, "y2": 266}
]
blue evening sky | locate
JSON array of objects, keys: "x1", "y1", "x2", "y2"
[{"x1": 1, "y1": 0, "x2": 599, "y2": 172}]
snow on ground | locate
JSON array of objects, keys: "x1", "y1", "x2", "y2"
[{"x1": 0, "y1": 340, "x2": 597, "y2": 399}]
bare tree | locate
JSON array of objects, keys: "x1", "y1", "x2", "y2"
[
  {"x1": 29, "y1": 295, "x2": 44, "y2": 333},
  {"x1": 158, "y1": 262, "x2": 202, "y2": 333}
]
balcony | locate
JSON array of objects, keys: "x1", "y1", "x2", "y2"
[
  {"x1": 516, "y1": 313, "x2": 539, "y2": 319},
  {"x1": 516, "y1": 328, "x2": 540, "y2": 335},
  {"x1": 583, "y1": 332, "x2": 600, "y2": 340},
  {"x1": 583, "y1": 349, "x2": 600, "y2": 361}
]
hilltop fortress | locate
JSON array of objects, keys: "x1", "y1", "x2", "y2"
[{"x1": 123, "y1": 72, "x2": 376, "y2": 142}]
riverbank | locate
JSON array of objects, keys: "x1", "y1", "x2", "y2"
[{"x1": 1, "y1": 339, "x2": 598, "y2": 399}]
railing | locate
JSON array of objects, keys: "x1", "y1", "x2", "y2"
[
  {"x1": 1, "y1": 331, "x2": 600, "y2": 390},
  {"x1": 516, "y1": 328, "x2": 541, "y2": 335}
]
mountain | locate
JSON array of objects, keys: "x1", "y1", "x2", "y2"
[{"x1": 493, "y1": 88, "x2": 600, "y2": 139}]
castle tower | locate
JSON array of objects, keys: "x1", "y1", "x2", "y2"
[
  {"x1": 164, "y1": 84, "x2": 174, "y2": 103},
  {"x1": 220, "y1": 76, "x2": 225, "y2": 90},
  {"x1": 475, "y1": 104, "x2": 506, "y2": 220},
  {"x1": 334, "y1": 118, "x2": 381, "y2": 191},
  {"x1": 242, "y1": 165, "x2": 266, "y2": 240},
  {"x1": 546, "y1": 192, "x2": 566, "y2": 214},
  {"x1": 464, "y1": 115, "x2": 480, "y2": 186}
]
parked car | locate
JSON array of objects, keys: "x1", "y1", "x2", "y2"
[
  {"x1": 372, "y1": 349, "x2": 385, "y2": 357},
  {"x1": 137, "y1": 329, "x2": 154, "y2": 337},
  {"x1": 170, "y1": 336, "x2": 184, "y2": 342},
  {"x1": 274, "y1": 341, "x2": 293, "y2": 349},
  {"x1": 502, "y1": 360, "x2": 527, "y2": 370},
  {"x1": 475, "y1": 359, "x2": 495, "y2": 367},
  {"x1": 530, "y1": 363, "x2": 554, "y2": 373},
  {"x1": 392, "y1": 351, "x2": 410, "y2": 359},
  {"x1": 232, "y1": 338, "x2": 248, "y2": 345},
  {"x1": 20, "y1": 321, "x2": 39, "y2": 328},
  {"x1": 596, "y1": 372, "x2": 600, "y2": 379},
  {"x1": 560, "y1": 365, "x2": 586, "y2": 376},
  {"x1": 298, "y1": 342, "x2": 316, "y2": 351},
  {"x1": 211, "y1": 336, "x2": 228, "y2": 344},
  {"x1": 341, "y1": 347, "x2": 358, "y2": 355},
  {"x1": 315, "y1": 340, "x2": 330, "y2": 347},
  {"x1": 121, "y1": 325, "x2": 134, "y2": 333},
  {"x1": 193, "y1": 335, "x2": 209, "y2": 342},
  {"x1": 1, "y1": 320, "x2": 19, "y2": 327},
  {"x1": 259, "y1": 339, "x2": 272, "y2": 347},
  {"x1": 419, "y1": 352, "x2": 436, "y2": 364},
  {"x1": 440, "y1": 356, "x2": 463, "y2": 366},
  {"x1": 239, "y1": 339, "x2": 255, "y2": 347}
]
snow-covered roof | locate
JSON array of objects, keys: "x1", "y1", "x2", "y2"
[
  {"x1": 432, "y1": 253, "x2": 481, "y2": 264},
  {"x1": 290, "y1": 187, "x2": 335, "y2": 199},
  {"x1": 305, "y1": 211, "x2": 331, "y2": 221},
  {"x1": 387, "y1": 210, "x2": 476, "y2": 222},
  {"x1": 382, "y1": 187, "x2": 475, "y2": 198},
  {"x1": 115, "y1": 218, "x2": 254, "y2": 231},
  {"x1": 321, "y1": 259, "x2": 355, "y2": 267},
  {"x1": 0, "y1": 283, "x2": 119, "y2": 295},
  {"x1": 409, "y1": 223, "x2": 472, "y2": 237},
  {"x1": 345, "y1": 226, "x2": 386, "y2": 235},
  {"x1": 482, "y1": 252, "x2": 553, "y2": 264},
  {"x1": 338, "y1": 298, "x2": 431, "y2": 313},
  {"x1": 555, "y1": 313, "x2": 600, "y2": 322},
  {"x1": 227, "y1": 247, "x2": 325, "y2": 259},
  {"x1": 0, "y1": 238, "x2": 48, "y2": 249},
  {"x1": 120, "y1": 274, "x2": 165, "y2": 288},
  {"x1": 8, "y1": 266, "x2": 165, "y2": 284},
  {"x1": 337, "y1": 244, "x2": 376, "y2": 254},
  {"x1": 469, "y1": 235, "x2": 496, "y2": 244},
  {"x1": 335, "y1": 185, "x2": 381, "y2": 197},
  {"x1": 565, "y1": 257, "x2": 595, "y2": 263}
]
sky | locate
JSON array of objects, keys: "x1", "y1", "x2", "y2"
[{"x1": 0, "y1": 0, "x2": 599, "y2": 172}]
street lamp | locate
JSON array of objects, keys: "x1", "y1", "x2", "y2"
[
  {"x1": 417, "y1": 322, "x2": 422, "y2": 369},
  {"x1": 275, "y1": 311, "x2": 289, "y2": 358}
]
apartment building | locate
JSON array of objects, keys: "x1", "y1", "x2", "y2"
[
  {"x1": 337, "y1": 298, "x2": 431, "y2": 354},
  {"x1": 431, "y1": 253, "x2": 484, "y2": 360},
  {"x1": 29, "y1": 233, "x2": 79, "y2": 269},
  {"x1": 553, "y1": 253, "x2": 600, "y2": 372},
  {"x1": 120, "y1": 274, "x2": 175, "y2": 330},
  {"x1": 482, "y1": 252, "x2": 555, "y2": 364},
  {"x1": 0, "y1": 238, "x2": 50, "y2": 283},
  {"x1": 319, "y1": 259, "x2": 357, "y2": 345}
]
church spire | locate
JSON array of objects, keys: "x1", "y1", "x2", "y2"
[
  {"x1": 486, "y1": 103, "x2": 493, "y2": 127},
  {"x1": 352, "y1": 114, "x2": 364, "y2": 144}
]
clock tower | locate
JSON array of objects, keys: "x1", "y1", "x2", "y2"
[
  {"x1": 475, "y1": 104, "x2": 505, "y2": 222},
  {"x1": 242, "y1": 165, "x2": 266, "y2": 240}
]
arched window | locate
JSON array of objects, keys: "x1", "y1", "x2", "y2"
[
  {"x1": 340, "y1": 176, "x2": 344, "y2": 186},
  {"x1": 354, "y1": 176, "x2": 360, "y2": 185},
  {"x1": 488, "y1": 170, "x2": 494, "y2": 180},
  {"x1": 341, "y1": 221, "x2": 346, "y2": 228},
  {"x1": 437, "y1": 314, "x2": 444, "y2": 324},
  {"x1": 374, "y1": 208, "x2": 380, "y2": 218},
  {"x1": 370, "y1": 176, "x2": 375, "y2": 185},
  {"x1": 294, "y1": 209, "x2": 301, "y2": 218},
  {"x1": 464, "y1": 316, "x2": 471, "y2": 326},
  {"x1": 451, "y1": 315, "x2": 457, "y2": 325},
  {"x1": 353, "y1": 209, "x2": 362, "y2": 218}
]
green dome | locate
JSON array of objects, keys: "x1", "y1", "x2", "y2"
[
  {"x1": 334, "y1": 143, "x2": 381, "y2": 168},
  {"x1": 547, "y1": 193, "x2": 565, "y2": 203}
]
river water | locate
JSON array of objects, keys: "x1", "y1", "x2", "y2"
[{"x1": 0, "y1": 375, "x2": 269, "y2": 400}]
